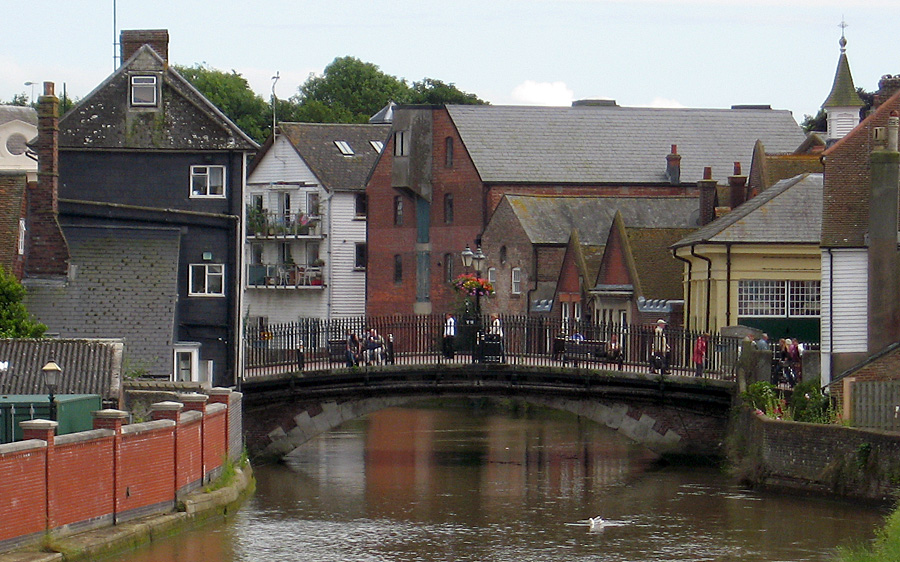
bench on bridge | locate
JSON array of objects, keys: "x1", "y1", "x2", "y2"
[
  {"x1": 327, "y1": 339, "x2": 347, "y2": 365},
  {"x1": 556, "y1": 338, "x2": 624, "y2": 369}
]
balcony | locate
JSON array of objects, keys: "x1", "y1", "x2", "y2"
[
  {"x1": 247, "y1": 209, "x2": 322, "y2": 239},
  {"x1": 247, "y1": 263, "x2": 325, "y2": 289}
]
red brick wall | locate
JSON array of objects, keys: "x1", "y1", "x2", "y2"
[
  {"x1": 119, "y1": 426, "x2": 175, "y2": 517},
  {"x1": 176, "y1": 417, "x2": 203, "y2": 492},
  {"x1": 0, "y1": 397, "x2": 232, "y2": 551},
  {"x1": 0, "y1": 445, "x2": 47, "y2": 545},
  {"x1": 50, "y1": 437, "x2": 114, "y2": 528}
]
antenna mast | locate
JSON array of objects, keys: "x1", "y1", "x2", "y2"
[
  {"x1": 271, "y1": 72, "x2": 280, "y2": 137},
  {"x1": 112, "y1": 0, "x2": 119, "y2": 70}
]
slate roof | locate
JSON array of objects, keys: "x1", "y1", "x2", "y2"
[
  {"x1": 505, "y1": 194, "x2": 699, "y2": 246},
  {"x1": 278, "y1": 123, "x2": 391, "y2": 191},
  {"x1": 0, "y1": 105, "x2": 37, "y2": 127},
  {"x1": 59, "y1": 45, "x2": 257, "y2": 151},
  {"x1": 23, "y1": 226, "x2": 180, "y2": 379},
  {"x1": 445, "y1": 104, "x2": 805, "y2": 185},
  {"x1": 0, "y1": 338, "x2": 123, "y2": 403},
  {"x1": 672, "y1": 173, "x2": 822, "y2": 247}
]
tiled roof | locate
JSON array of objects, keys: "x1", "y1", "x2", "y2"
[
  {"x1": 505, "y1": 194, "x2": 699, "y2": 245},
  {"x1": 0, "y1": 338, "x2": 123, "y2": 401},
  {"x1": 627, "y1": 228, "x2": 696, "y2": 300},
  {"x1": 0, "y1": 105, "x2": 37, "y2": 127},
  {"x1": 446, "y1": 104, "x2": 805, "y2": 184},
  {"x1": 59, "y1": 46, "x2": 257, "y2": 150},
  {"x1": 23, "y1": 226, "x2": 180, "y2": 379},
  {"x1": 672, "y1": 173, "x2": 822, "y2": 247},
  {"x1": 279, "y1": 123, "x2": 391, "y2": 191},
  {"x1": 822, "y1": 50, "x2": 864, "y2": 108}
]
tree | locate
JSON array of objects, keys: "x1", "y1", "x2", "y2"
[
  {"x1": 409, "y1": 78, "x2": 487, "y2": 105},
  {"x1": 175, "y1": 64, "x2": 273, "y2": 143},
  {"x1": 0, "y1": 265, "x2": 46, "y2": 338},
  {"x1": 0, "y1": 93, "x2": 29, "y2": 107}
]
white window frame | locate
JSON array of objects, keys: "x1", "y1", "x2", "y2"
[
  {"x1": 130, "y1": 75, "x2": 158, "y2": 107},
  {"x1": 487, "y1": 267, "x2": 497, "y2": 285},
  {"x1": 190, "y1": 165, "x2": 226, "y2": 198},
  {"x1": 18, "y1": 218, "x2": 25, "y2": 255},
  {"x1": 334, "y1": 140, "x2": 354, "y2": 156},
  {"x1": 173, "y1": 343, "x2": 200, "y2": 382},
  {"x1": 369, "y1": 140, "x2": 384, "y2": 153},
  {"x1": 189, "y1": 263, "x2": 225, "y2": 297},
  {"x1": 511, "y1": 267, "x2": 522, "y2": 294},
  {"x1": 738, "y1": 279, "x2": 821, "y2": 318},
  {"x1": 574, "y1": 301, "x2": 582, "y2": 322},
  {"x1": 394, "y1": 130, "x2": 409, "y2": 157}
]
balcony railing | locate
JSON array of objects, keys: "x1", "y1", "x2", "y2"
[
  {"x1": 247, "y1": 210, "x2": 322, "y2": 238},
  {"x1": 247, "y1": 263, "x2": 324, "y2": 289}
]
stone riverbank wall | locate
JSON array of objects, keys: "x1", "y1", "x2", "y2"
[
  {"x1": 0, "y1": 388, "x2": 241, "y2": 553},
  {"x1": 730, "y1": 407, "x2": 900, "y2": 503}
]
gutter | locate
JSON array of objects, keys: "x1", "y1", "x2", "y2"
[
  {"x1": 672, "y1": 249, "x2": 693, "y2": 329},
  {"x1": 690, "y1": 245, "x2": 713, "y2": 333}
]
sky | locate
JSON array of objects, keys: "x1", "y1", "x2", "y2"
[{"x1": 4, "y1": 0, "x2": 900, "y2": 124}]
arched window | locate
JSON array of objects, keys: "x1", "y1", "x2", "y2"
[{"x1": 445, "y1": 137, "x2": 454, "y2": 167}]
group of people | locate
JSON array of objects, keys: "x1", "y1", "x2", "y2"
[
  {"x1": 345, "y1": 328, "x2": 390, "y2": 367},
  {"x1": 442, "y1": 313, "x2": 505, "y2": 361},
  {"x1": 756, "y1": 333, "x2": 803, "y2": 386}
]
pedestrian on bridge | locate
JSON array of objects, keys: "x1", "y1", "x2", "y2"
[
  {"x1": 443, "y1": 313, "x2": 456, "y2": 359},
  {"x1": 693, "y1": 333, "x2": 709, "y2": 377}
]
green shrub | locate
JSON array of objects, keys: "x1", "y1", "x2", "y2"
[
  {"x1": 836, "y1": 506, "x2": 900, "y2": 561},
  {"x1": 743, "y1": 381, "x2": 777, "y2": 412},
  {"x1": 789, "y1": 378, "x2": 835, "y2": 424}
]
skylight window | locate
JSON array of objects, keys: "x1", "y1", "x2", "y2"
[
  {"x1": 370, "y1": 140, "x2": 384, "y2": 153},
  {"x1": 334, "y1": 141, "x2": 354, "y2": 156},
  {"x1": 131, "y1": 75, "x2": 158, "y2": 106}
]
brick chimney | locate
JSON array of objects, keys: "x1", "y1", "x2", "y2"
[
  {"x1": 665, "y1": 144, "x2": 681, "y2": 185},
  {"x1": 698, "y1": 166, "x2": 717, "y2": 226},
  {"x1": 874, "y1": 75, "x2": 900, "y2": 108},
  {"x1": 26, "y1": 82, "x2": 69, "y2": 277},
  {"x1": 120, "y1": 29, "x2": 169, "y2": 64},
  {"x1": 728, "y1": 162, "x2": 748, "y2": 209}
]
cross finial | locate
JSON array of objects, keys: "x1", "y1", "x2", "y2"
[{"x1": 839, "y1": 18, "x2": 848, "y2": 52}]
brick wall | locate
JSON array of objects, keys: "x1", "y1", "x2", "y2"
[
  {"x1": 734, "y1": 407, "x2": 900, "y2": 502},
  {"x1": 0, "y1": 389, "x2": 236, "y2": 552}
]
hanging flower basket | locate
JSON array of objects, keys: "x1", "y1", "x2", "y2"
[{"x1": 452, "y1": 273, "x2": 494, "y2": 297}]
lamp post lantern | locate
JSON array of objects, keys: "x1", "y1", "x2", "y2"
[{"x1": 42, "y1": 360, "x2": 61, "y2": 421}]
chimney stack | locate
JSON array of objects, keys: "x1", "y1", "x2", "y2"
[
  {"x1": 874, "y1": 75, "x2": 900, "y2": 108},
  {"x1": 728, "y1": 161, "x2": 748, "y2": 209},
  {"x1": 26, "y1": 82, "x2": 69, "y2": 277},
  {"x1": 120, "y1": 29, "x2": 169, "y2": 64},
  {"x1": 665, "y1": 144, "x2": 681, "y2": 185},
  {"x1": 698, "y1": 166, "x2": 717, "y2": 226}
]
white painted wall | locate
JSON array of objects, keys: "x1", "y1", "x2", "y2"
[
  {"x1": 328, "y1": 191, "x2": 366, "y2": 317},
  {"x1": 820, "y1": 248, "x2": 868, "y2": 385}
]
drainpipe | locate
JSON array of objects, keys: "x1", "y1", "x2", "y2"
[
  {"x1": 672, "y1": 249, "x2": 692, "y2": 329},
  {"x1": 725, "y1": 243, "x2": 732, "y2": 326},
  {"x1": 827, "y1": 248, "x2": 834, "y2": 387},
  {"x1": 690, "y1": 245, "x2": 713, "y2": 332}
]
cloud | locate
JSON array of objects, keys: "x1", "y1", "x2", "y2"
[{"x1": 510, "y1": 80, "x2": 574, "y2": 106}]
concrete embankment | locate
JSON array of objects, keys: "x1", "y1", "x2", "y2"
[{"x1": 0, "y1": 465, "x2": 254, "y2": 562}]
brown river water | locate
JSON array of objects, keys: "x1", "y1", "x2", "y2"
[{"x1": 119, "y1": 400, "x2": 886, "y2": 562}]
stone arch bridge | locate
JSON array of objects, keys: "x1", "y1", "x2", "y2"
[{"x1": 242, "y1": 364, "x2": 737, "y2": 462}]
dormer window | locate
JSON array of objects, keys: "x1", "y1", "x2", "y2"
[
  {"x1": 334, "y1": 140, "x2": 354, "y2": 156},
  {"x1": 131, "y1": 75, "x2": 158, "y2": 106}
]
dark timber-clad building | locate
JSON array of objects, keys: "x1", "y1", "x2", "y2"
[{"x1": 24, "y1": 30, "x2": 257, "y2": 386}]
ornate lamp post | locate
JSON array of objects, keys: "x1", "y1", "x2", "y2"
[
  {"x1": 460, "y1": 245, "x2": 487, "y2": 319},
  {"x1": 42, "y1": 360, "x2": 61, "y2": 421}
]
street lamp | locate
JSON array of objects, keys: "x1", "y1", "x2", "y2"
[
  {"x1": 24, "y1": 81, "x2": 37, "y2": 105},
  {"x1": 42, "y1": 360, "x2": 61, "y2": 421}
]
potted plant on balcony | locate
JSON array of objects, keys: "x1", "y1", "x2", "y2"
[
  {"x1": 312, "y1": 258, "x2": 325, "y2": 268},
  {"x1": 247, "y1": 206, "x2": 267, "y2": 237}
]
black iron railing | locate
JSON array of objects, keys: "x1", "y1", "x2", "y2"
[{"x1": 243, "y1": 314, "x2": 741, "y2": 381}]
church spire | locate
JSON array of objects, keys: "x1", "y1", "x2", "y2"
[{"x1": 822, "y1": 22, "x2": 864, "y2": 140}]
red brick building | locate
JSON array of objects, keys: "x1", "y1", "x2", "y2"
[{"x1": 366, "y1": 103, "x2": 805, "y2": 317}]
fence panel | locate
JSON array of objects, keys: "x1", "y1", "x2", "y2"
[{"x1": 853, "y1": 380, "x2": 900, "y2": 432}]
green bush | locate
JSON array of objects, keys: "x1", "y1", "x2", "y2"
[
  {"x1": 789, "y1": 378, "x2": 835, "y2": 424},
  {"x1": 836, "y1": 505, "x2": 900, "y2": 561},
  {"x1": 742, "y1": 381, "x2": 777, "y2": 413}
]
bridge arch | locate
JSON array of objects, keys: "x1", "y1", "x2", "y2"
[{"x1": 242, "y1": 365, "x2": 735, "y2": 462}]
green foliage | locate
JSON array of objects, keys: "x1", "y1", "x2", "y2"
[
  {"x1": 174, "y1": 63, "x2": 272, "y2": 143},
  {"x1": 2, "y1": 92, "x2": 30, "y2": 106},
  {"x1": 836, "y1": 506, "x2": 900, "y2": 561},
  {"x1": 742, "y1": 381, "x2": 777, "y2": 412},
  {"x1": 0, "y1": 265, "x2": 46, "y2": 338},
  {"x1": 801, "y1": 108, "x2": 826, "y2": 133},
  {"x1": 789, "y1": 378, "x2": 834, "y2": 423},
  {"x1": 409, "y1": 78, "x2": 488, "y2": 105}
]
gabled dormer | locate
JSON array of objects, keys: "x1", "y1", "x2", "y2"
[{"x1": 822, "y1": 31, "x2": 865, "y2": 141}]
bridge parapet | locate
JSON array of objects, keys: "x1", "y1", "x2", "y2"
[{"x1": 243, "y1": 365, "x2": 735, "y2": 462}]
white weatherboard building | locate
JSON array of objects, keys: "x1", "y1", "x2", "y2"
[{"x1": 244, "y1": 122, "x2": 390, "y2": 328}]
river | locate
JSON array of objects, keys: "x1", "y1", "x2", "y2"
[{"x1": 120, "y1": 400, "x2": 886, "y2": 562}]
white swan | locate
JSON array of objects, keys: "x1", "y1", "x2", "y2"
[{"x1": 588, "y1": 517, "x2": 605, "y2": 529}]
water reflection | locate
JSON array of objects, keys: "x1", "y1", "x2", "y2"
[{"x1": 120, "y1": 401, "x2": 885, "y2": 562}]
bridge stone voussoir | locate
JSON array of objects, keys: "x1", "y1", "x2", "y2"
[{"x1": 267, "y1": 426, "x2": 287, "y2": 442}]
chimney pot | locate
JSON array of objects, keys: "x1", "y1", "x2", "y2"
[
  {"x1": 703, "y1": 166, "x2": 712, "y2": 180},
  {"x1": 733, "y1": 162, "x2": 742, "y2": 175},
  {"x1": 43, "y1": 82, "x2": 54, "y2": 97}
]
